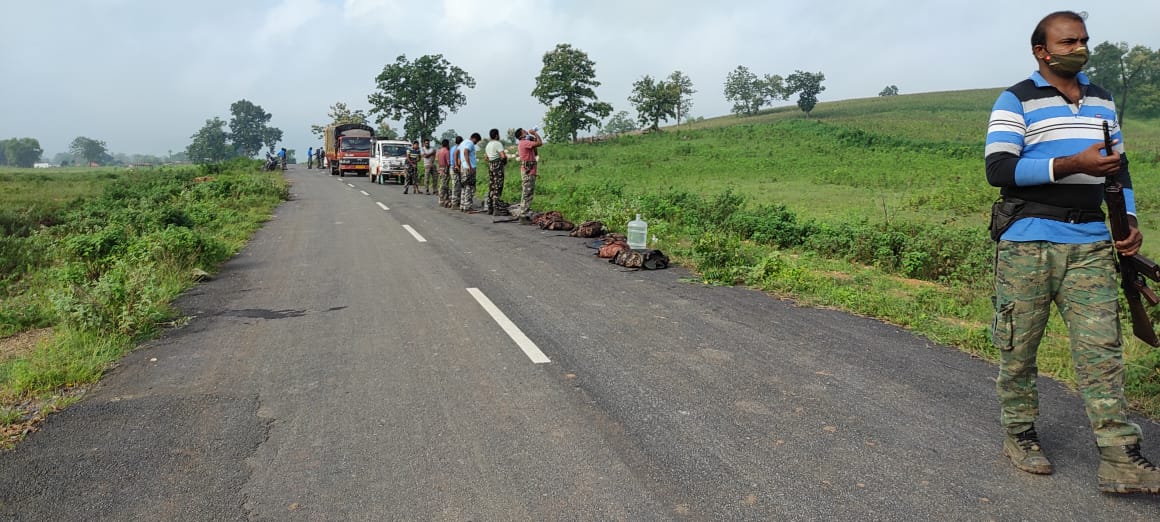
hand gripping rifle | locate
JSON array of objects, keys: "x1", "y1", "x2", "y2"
[{"x1": 1103, "y1": 120, "x2": 1160, "y2": 346}]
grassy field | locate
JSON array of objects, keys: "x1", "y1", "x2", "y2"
[
  {"x1": 505, "y1": 89, "x2": 1160, "y2": 416},
  {"x1": 0, "y1": 161, "x2": 287, "y2": 446}
]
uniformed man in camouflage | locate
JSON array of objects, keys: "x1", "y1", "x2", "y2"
[{"x1": 986, "y1": 10, "x2": 1159, "y2": 494}]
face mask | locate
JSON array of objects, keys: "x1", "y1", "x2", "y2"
[{"x1": 1044, "y1": 46, "x2": 1088, "y2": 75}]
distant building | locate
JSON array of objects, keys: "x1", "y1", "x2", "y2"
[{"x1": 33, "y1": 162, "x2": 54, "y2": 169}]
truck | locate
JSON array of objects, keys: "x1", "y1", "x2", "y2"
[
  {"x1": 369, "y1": 138, "x2": 410, "y2": 184},
  {"x1": 324, "y1": 123, "x2": 375, "y2": 177}
]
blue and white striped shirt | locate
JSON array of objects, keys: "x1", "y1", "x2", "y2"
[{"x1": 985, "y1": 71, "x2": 1135, "y2": 243}]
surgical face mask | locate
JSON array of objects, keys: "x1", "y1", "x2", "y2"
[{"x1": 1043, "y1": 45, "x2": 1088, "y2": 76}]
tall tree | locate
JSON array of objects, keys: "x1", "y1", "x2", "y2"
[
  {"x1": 69, "y1": 136, "x2": 110, "y2": 165},
  {"x1": 439, "y1": 129, "x2": 458, "y2": 142},
  {"x1": 668, "y1": 70, "x2": 696, "y2": 128},
  {"x1": 186, "y1": 117, "x2": 232, "y2": 164},
  {"x1": 723, "y1": 65, "x2": 764, "y2": 116},
  {"x1": 2, "y1": 138, "x2": 43, "y2": 167},
  {"x1": 228, "y1": 99, "x2": 279, "y2": 158},
  {"x1": 261, "y1": 127, "x2": 283, "y2": 155},
  {"x1": 1085, "y1": 42, "x2": 1160, "y2": 123},
  {"x1": 601, "y1": 110, "x2": 638, "y2": 135},
  {"x1": 368, "y1": 54, "x2": 475, "y2": 140},
  {"x1": 532, "y1": 44, "x2": 613, "y2": 142},
  {"x1": 311, "y1": 102, "x2": 369, "y2": 139},
  {"x1": 376, "y1": 121, "x2": 400, "y2": 140},
  {"x1": 628, "y1": 75, "x2": 678, "y2": 131},
  {"x1": 785, "y1": 70, "x2": 826, "y2": 117}
]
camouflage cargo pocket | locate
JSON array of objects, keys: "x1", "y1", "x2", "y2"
[{"x1": 991, "y1": 297, "x2": 1015, "y2": 351}]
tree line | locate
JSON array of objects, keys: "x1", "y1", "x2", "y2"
[
  {"x1": 311, "y1": 44, "x2": 826, "y2": 145},
  {"x1": 186, "y1": 99, "x2": 284, "y2": 164}
]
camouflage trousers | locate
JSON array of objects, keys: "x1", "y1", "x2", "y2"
[
  {"x1": 424, "y1": 163, "x2": 436, "y2": 193},
  {"x1": 405, "y1": 163, "x2": 418, "y2": 189},
  {"x1": 487, "y1": 159, "x2": 505, "y2": 213},
  {"x1": 437, "y1": 165, "x2": 451, "y2": 205},
  {"x1": 993, "y1": 240, "x2": 1141, "y2": 447},
  {"x1": 519, "y1": 161, "x2": 538, "y2": 217},
  {"x1": 449, "y1": 167, "x2": 462, "y2": 208},
  {"x1": 459, "y1": 167, "x2": 476, "y2": 211}
]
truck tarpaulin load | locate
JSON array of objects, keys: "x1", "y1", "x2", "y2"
[{"x1": 325, "y1": 123, "x2": 374, "y2": 177}]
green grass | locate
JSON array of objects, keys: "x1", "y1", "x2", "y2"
[
  {"x1": 501, "y1": 88, "x2": 1160, "y2": 417},
  {"x1": 0, "y1": 160, "x2": 287, "y2": 410}
]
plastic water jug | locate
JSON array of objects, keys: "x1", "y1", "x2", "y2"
[{"x1": 627, "y1": 214, "x2": 648, "y2": 250}]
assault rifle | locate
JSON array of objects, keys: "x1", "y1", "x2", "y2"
[{"x1": 1103, "y1": 121, "x2": 1160, "y2": 347}]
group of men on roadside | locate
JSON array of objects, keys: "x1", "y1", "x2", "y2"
[{"x1": 402, "y1": 127, "x2": 542, "y2": 222}]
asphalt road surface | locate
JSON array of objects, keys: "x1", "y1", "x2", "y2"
[{"x1": 2, "y1": 166, "x2": 1159, "y2": 521}]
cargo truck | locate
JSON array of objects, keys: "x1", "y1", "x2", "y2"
[{"x1": 325, "y1": 123, "x2": 375, "y2": 177}]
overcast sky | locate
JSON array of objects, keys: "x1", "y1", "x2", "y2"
[{"x1": 2, "y1": 0, "x2": 1158, "y2": 157}]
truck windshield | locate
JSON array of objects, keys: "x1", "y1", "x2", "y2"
[
  {"x1": 381, "y1": 145, "x2": 407, "y2": 157},
  {"x1": 340, "y1": 137, "x2": 372, "y2": 152}
]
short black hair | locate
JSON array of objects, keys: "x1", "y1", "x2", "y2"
[
  {"x1": 515, "y1": 128, "x2": 525, "y2": 138},
  {"x1": 470, "y1": 132, "x2": 481, "y2": 141},
  {"x1": 441, "y1": 139, "x2": 450, "y2": 148},
  {"x1": 1031, "y1": 10, "x2": 1085, "y2": 47},
  {"x1": 489, "y1": 128, "x2": 500, "y2": 139},
  {"x1": 454, "y1": 136, "x2": 463, "y2": 144}
]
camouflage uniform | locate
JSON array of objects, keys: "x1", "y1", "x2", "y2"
[
  {"x1": 459, "y1": 167, "x2": 476, "y2": 211},
  {"x1": 438, "y1": 165, "x2": 451, "y2": 206},
  {"x1": 993, "y1": 240, "x2": 1141, "y2": 446},
  {"x1": 487, "y1": 158, "x2": 505, "y2": 214},
  {"x1": 424, "y1": 162, "x2": 436, "y2": 194},
  {"x1": 519, "y1": 160, "x2": 538, "y2": 217},
  {"x1": 449, "y1": 166, "x2": 462, "y2": 209}
]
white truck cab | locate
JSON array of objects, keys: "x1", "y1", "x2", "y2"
[{"x1": 370, "y1": 139, "x2": 410, "y2": 184}]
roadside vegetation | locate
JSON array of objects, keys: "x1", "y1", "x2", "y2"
[
  {"x1": 514, "y1": 89, "x2": 1160, "y2": 416},
  {"x1": 0, "y1": 160, "x2": 287, "y2": 447}
]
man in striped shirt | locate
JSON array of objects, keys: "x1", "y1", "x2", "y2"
[{"x1": 986, "y1": 11, "x2": 1158, "y2": 494}]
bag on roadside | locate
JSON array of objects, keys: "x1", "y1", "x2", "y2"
[
  {"x1": 598, "y1": 240, "x2": 630, "y2": 258},
  {"x1": 544, "y1": 218, "x2": 574, "y2": 231},
  {"x1": 570, "y1": 221, "x2": 605, "y2": 238},
  {"x1": 611, "y1": 249, "x2": 669, "y2": 270}
]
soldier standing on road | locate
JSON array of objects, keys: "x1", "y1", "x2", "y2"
[
  {"x1": 421, "y1": 138, "x2": 437, "y2": 195},
  {"x1": 436, "y1": 139, "x2": 451, "y2": 207},
  {"x1": 449, "y1": 136, "x2": 463, "y2": 209},
  {"x1": 484, "y1": 129, "x2": 508, "y2": 216},
  {"x1": 459, "y1": 133, "x2": 481, "y2": 213},
  {"x1": 986, "y1": 10, "x2": 1159, "y2": 494},
  {"x1": 515, "y1": 127, "x2": 543, "y2": 223},
  {"x1": 403, "y1": 140, "x2": 420, "y2": 194}
]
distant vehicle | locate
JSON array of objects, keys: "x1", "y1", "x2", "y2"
[
  {"x1": 324, "y1": 123, "x2": 374, "y2": 177},
  {"x1": 369, "y1": 139, "x2": 409, "y2": 184},
  {"x1": 33, "y1": 162, "x2": 54, "y2": 169}
]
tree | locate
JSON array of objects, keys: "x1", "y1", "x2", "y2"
[
  {"x1": 879, "y1": 85, "x2": 900, "y2": 96},
  {"x1": 311, "y1": 102, "x2": 369, "y2": 139},
  {"x1": 228, "y1": 99, "x2": 279, "y2": 158},
  {"x1": 2, "y1": 138, "x2": 43, "y2": 167},
  {"x1": 261, "y1": 127, "x2": 283, "y2": 155},
  {"x1": 602, "y1": 110, "x2": 638, "y2": 135},
  {"x1": 1086, "y1": 42, "x2": 1160, "y2": 122},
  {"x1": 668, "y1": 70, "x2": 696, "y2": 128},
  {"x1": 723, "y1": 65, "x2": 764, "y2": 116},
  {"x1": 186, "y1": 117, "x2": 232, "y2": 164},
  {"x1": 376, "y1": 121, "x2": 400, "y2": 140},
  {"x1": 629, "y1": 75, "x2": 678, "y2": 131},
  {"x1": 439, "y1": 129, "x2": 458, "y2": 142},
  {"x1": 532, "y1": 43, "x2": 613, "y2": 142},
  {"x1": 368, "y1": 54, "x2": 475, "y2": 141},
  {"x1": 506, "y1": 128, "x2": 519, "y2": 143},
  {"x1": 785, "y1": 70, "x2": 826, "y2": 117},
  {"x1": 69, "y1": 136, "x2": 110, "y2": 165}
]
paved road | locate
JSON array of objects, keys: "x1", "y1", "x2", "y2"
[{"x1": 2, "y1": 166, "x2": 1159, "y2": 520}]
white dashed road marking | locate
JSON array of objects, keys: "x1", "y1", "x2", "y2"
[
  {"x1": 360, "y1": 190, "x2": 370, "y2": 196},
  {"x1": 467, "y1": 288, "x2": 550, "y2": 364},
  {"x1": 376, "y1": 202, "x2": 389, "y2": 211},
  {"x1": 402, "y1": 225, "x2": 427, "y2": 243}
]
